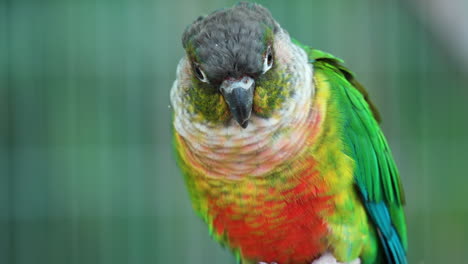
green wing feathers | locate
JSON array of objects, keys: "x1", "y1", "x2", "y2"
[
  {"x1": 307, "y1": 45, "x2": 407, "y2": 263},
  {"x1": 293, "y1": 39, "x2": 381, "y2": 122}
]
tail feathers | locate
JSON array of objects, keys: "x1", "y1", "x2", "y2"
[{"x1": 366, "y1": 202, "x2": 407, "y2": 264}]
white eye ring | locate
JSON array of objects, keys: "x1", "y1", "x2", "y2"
[
  {"x1": 262, "y1": 46, "x2": 273, "y2": 74},
  {"x1": 194, "y1": 64, "x2": 209, "y2": 83}
]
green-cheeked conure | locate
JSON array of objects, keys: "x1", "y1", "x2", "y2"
[{"x1": 171, "y1": 2, "x2": 407, "y2": 264}]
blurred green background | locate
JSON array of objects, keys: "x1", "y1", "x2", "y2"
[{"x1": 1, "y1": 0, "x2": 467, "y2": 263}]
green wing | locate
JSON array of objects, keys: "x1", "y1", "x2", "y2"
[{"x1": 296, "y1": 40, "x2": 408, "y2": 263}]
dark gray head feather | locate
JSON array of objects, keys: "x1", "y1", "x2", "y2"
[{"x1": 182, "y1": 2, "x2": 279, "y2": 84}]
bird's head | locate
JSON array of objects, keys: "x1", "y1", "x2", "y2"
[{"x1": 173, "y1": 2, "x2": 307, "y2": 129}]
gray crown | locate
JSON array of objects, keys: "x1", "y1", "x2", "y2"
[{"x1": 182, "y1": 2, "x2": 279, "y2": 84}]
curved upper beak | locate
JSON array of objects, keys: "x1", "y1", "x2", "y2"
[{"x1": 220, "y1": 76, "x2": 255, "y2": 129}]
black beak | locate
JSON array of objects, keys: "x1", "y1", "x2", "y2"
[{"x1": 220, "y1": 76, "x2": 254, "y2": 129}]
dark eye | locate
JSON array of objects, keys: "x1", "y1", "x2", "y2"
[
  {"x1": 194, "y1": 64, "x2": 209, "y2": 83},
  {"x1": 267, "y1": 52, "x2": 273, "y2": 66},
  {"x1": 262, "y1": 46, "x2": 273, "y2": 74}
]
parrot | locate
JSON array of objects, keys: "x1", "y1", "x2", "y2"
[{"x1": 170, "y1": 2, "x2": 407, "y2": 264}]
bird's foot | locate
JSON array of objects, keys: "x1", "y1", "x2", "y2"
[
  {"x1": 311, "y1": 252, "x2": 360, "y2": 264},
  {"x1": 257, "y1": 252, "x2": 360, "y2": 264}
]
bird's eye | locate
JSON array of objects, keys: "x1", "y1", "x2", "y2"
[
  {"x1": 194, "y1": 64, "x2": 209, "y2": 83},
  {"x1": 262, "y1": 46, "x2": 273, "y2": 74}
]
